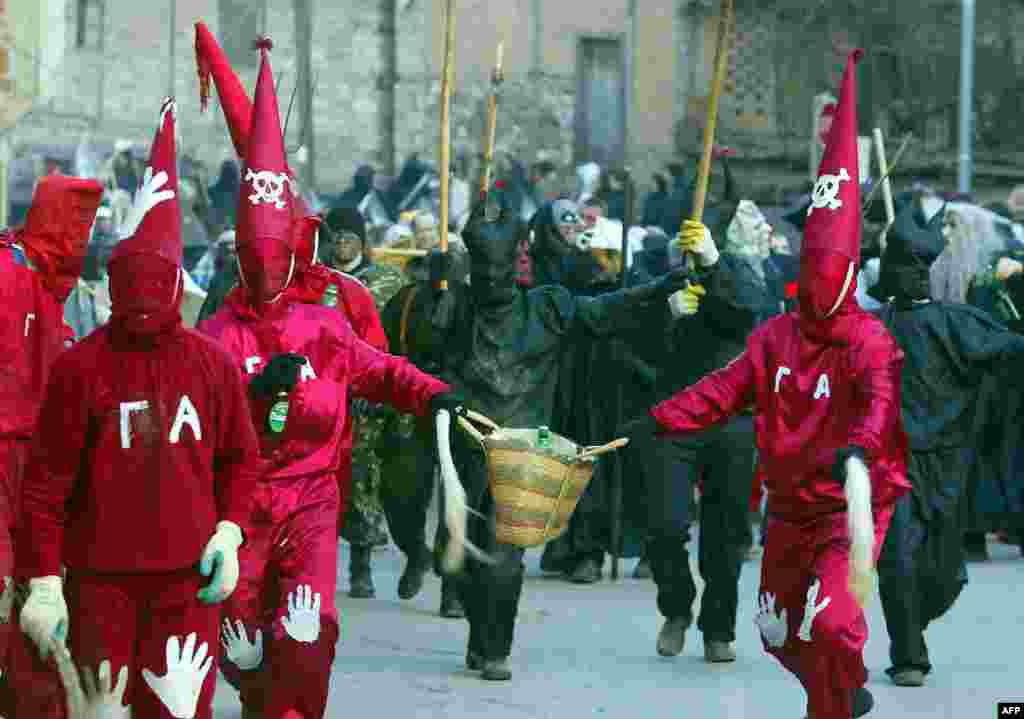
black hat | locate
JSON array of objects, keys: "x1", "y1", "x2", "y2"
[
  {"x1": 868, "y1": 201, "x2": 946, "y2": 302},
  {"x1": 780, "y1": 193, "x2": 812, "y2": 232},
  {"x1": 323, "y1": 206, "x2": 366, "y2": 243}
]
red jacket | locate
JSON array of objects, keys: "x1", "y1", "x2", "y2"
[
  {"x1": 17, "y1": 326, "x2": 261, "y2": 576},
  {"x1": 198, "y1": 293, "x2": 448, "y2": 481},
  {"x1": 0, "y1": 242, "x2": 73, "y2": 439},
  {"x1": 652, "y1": 308, "x2": 910, "y2": 521}
]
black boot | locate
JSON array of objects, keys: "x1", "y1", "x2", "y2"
[
  {"x1": 397, "y1": 545, "x2": 431, "y2": 600},
  {"x1": 439, "y1": 580, "x2": 465, "y2": 618},
  {"x1": 568, "y1": 556, "x2": 602, "y2": 584},
  {"x1": 964, "y1": 531, "x2": 989, "y2": 562},
  {"x1": 481, "y1": 658, "x2": 512, "y2": 681},
  {"x1": 852, "y1": 687, "x2": 874, "y2": 717},
  {"x1": 632, "y1": 556, "x2": 652, "y2": 580},
  {"x1": 348, "y1": 545, "x2": 375, "y2": 599}
]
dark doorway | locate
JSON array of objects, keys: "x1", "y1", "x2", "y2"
[{"x1": 576, "y1": 36, "x2": 626, "y2": 168}]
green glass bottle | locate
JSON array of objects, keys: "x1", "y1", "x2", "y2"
[
  {"x1": 321, "y1": 282, "x2": 339, "y2": 308},
  {"x1": 267, "y1": 391, "x2": 290, "y2": 434},
  {"x1": 537, "y1": 425, "x2": 552, "y2": 452}
]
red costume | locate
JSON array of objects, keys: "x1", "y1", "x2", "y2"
[
  {"x1": 0, "y1": 176, "x2": 102, "y2": 714},
  {"x1": 17, "y1": 99, "x2": 260, "y2": 719},
  {"x1": 195, "y1": 21, "x2": 388, "y2": 528},
  {"x1": 649, "y1": 52, "x2": 909, "y2": 719},
  {"x1": 197, "y1": 39, "x2": 448, "y2": 719}
]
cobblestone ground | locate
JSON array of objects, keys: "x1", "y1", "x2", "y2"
[{"x1": 213, "y1": 528, "x2": 1024, "y2": 719}]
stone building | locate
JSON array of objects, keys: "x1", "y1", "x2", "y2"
[{"x1": 3, "y1": 0, "x2": 1024, "y2": 223}]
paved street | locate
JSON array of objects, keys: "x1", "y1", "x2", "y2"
[{"x1": 213, "y1": 534, "x2": 1024, "y2": 719}]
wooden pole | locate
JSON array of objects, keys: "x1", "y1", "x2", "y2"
[
  {"x1": 688, "y1": 0, "x2": 734, "y2": 227},
  {"x1": 479, "y1": 41, "x2": 504, "y2": 197},
  {"x1": 872, "y1": 127, "x2": 896, "y2": 252},
  {"x1": 438, "y1": 0, "x2": 456, "y2": 291}
]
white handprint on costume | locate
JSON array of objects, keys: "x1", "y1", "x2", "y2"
[
  {"x1": 797, "y1": 578, "x2": 832, "y2": 642},
  {"x1": 755, "y1": 592, "x2": 788, "y2": 648},
  {"x1": 281, "y1": 584, "x2": 321, "y2": 644},
  {"x1": 141, "y1": 633, "x2": 213, "y2": 719},
  {"x1": 118, "y1": 166, "x2": 176, "y2": 240},
  {"x1": 54, "y1": 647, "x2": 132, "y2": 719},
  {"x1": 222, "y1": 618, "x2": 263, "y2": 671}
]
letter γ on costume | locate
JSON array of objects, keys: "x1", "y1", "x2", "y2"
[
  {"x1": 120, "y1": 400, "x2": 151, "y2": 449},
  {"x1": 24, "y1": 313, "x2": 35, "y2": 337},
  {"x1": 299, "y1": 358, "x2": 316, "y2": 382},
  {"x1": 774, "y1": 366, "x2": 792, "y2": 393},
  {"x1": 245, "y1": 356, "x2": 263, "y2": 374},
  {"x1": 813, "y1": 373, "x2": 831, "y2": 400},
  {"x1": 169, "y1": 396, "x2": 202, "y2": 443}
]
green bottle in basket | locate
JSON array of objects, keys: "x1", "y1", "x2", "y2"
[{"x1": 537, "y1": 425, "x2": 552, "y2": 453}]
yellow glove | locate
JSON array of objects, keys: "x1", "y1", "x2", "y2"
[
  {"x1": 675, "y1": 220, "x2": 719, "y2": 267},
  {"x1": 668, "y1": 283, "x2": 706, "y2": 318}
]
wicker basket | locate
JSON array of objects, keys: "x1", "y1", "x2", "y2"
[{"x1": 457, "y1": 410, "x2": 628, "y2": 548}]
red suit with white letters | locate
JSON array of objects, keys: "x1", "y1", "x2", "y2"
[
  {"x1": 198, "y1": 39, "x2": 448, "y2": 719},
  {"x1": 17, "y1": 100, "x2": 260, "y2": 719},
  {"x1": 648, "y1": 52, "x2": 909, "y2": 719}
]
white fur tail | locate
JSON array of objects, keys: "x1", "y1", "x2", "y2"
[
  {"x1": 844, "y1": 454, "x2": 875, "y2": 607},
  {"x1": 435, "y1": 410, "x2": 493, "y2": 573}
]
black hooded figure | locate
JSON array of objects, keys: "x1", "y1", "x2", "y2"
[
  {"x1": 872, "y1": 201, "x2": 1024, "y2": 687},
  {"x1": 336, "y1": 165, "x2": 376, "y2": 211},
  {"x1": 527, "y1": 201, "x2": 607, "y2": 293},
  {"x1": 430, "y1": 187, "x2": 693, "y2": 681}
]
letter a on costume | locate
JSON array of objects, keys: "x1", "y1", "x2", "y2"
[
  {"x1": 774, "y1": 367, "x2": 792, "y2": 393},
  {"x1": 120, "y1": 401, "x2": 150, "y2": 449},
  {"x1": 245, "y1": 356, "x2": 263, "y2": 374},
  {"x1": 169, "y1": 396, "x2": 202, "y2": 444},
  {"x1": 299, "y1": 359, "x2": 316, "y2": 382},
  {"x1": 814, "y1": 373, "x2": 831, "y2": 400},
  {"x1": 24, "y1": 314, "x2": 35, "y2": 337}
]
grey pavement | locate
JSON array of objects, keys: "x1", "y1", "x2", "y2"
[{"x1": 213, "y1": 535, "x2": 1024, "y2": 719}]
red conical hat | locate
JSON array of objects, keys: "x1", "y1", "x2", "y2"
[
  {"x1": 798, "y1": 49, "x2": 863, "y2": 319},
  {"x1": 109, "y1": 97, "x2": 182, "y2": 268}
]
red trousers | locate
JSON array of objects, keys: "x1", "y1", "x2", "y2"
[
  {"x1": 335, "y1": 451, "x2": 353, "y2": 533},
  {"x1": 220, "y1": 473, "x2": 341, "y2": 719},
  {"x1": 0, "y1": 440, "x2": 27, "y2": 664},
  {"x1": 758, "y1": 505, "x2": 893, "y2": 719}
]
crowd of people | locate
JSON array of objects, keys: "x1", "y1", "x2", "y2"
[{"x1": 0, "y1": 28, "x2": 1022, "y2": 719}]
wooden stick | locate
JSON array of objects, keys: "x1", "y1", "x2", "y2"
[
  {"x1": 862, "y1": 133, "x2": 912, "y2": 209},
  {"x1": 438, "y1": 0, "x2": 456, "y2": 291},
  {"x1": 373, "y1": 248, "x2": 430, "y2": 258},
  {"x1": 688, "y1": 0, "x2": 734, "y2": 227},
  {"x1": 479, "y1": 41, "x2": 504, "y2": 197},
  {"x1": 872, "y1": 127, "x2": 896, "y2": 252}
]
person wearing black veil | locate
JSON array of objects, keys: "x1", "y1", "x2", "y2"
[
  {"x1": 870, "y1": 200, "x2": 1024, "y2": 687},
  {"x1": 430, "y1": 186, "x2": 696, "y2": 681}
]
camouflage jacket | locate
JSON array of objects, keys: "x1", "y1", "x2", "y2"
[{"x1": 353, "y1": 260, "x2": 407, "y2": 313}]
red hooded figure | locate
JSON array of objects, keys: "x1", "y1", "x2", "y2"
[
  {"x1": 645, "y1": 51, "x2": 909, "y2": 719},
  {"x1": 196, "y1": 22, "x2": 388, "y2": 529},
  {"x1": 197, "y1": 38, "x2": 452, "y2": 719},
  {"x1": 0, "y1": 175, "x2": 101, "y2": 710},
  {"x1": 15, "y1": 98, "x2": 261, "y2": 719}
]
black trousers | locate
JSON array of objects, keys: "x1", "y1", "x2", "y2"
[
  {"x1": 634, "y1": 415, "x2": 755, "y2": 642},
  {"x1": 376, "y1": 416, "x2": 437, "y2": 563},
  {"x1": 437, "y1": 429, "x2": 526, "y2": 660},
  {"x1": 877, "y1": 448, "x2": 969, "y2": 675}
]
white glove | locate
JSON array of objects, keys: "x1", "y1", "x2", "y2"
[
  {"x1": 141, "y1": 633, "x2": 212, "y2": 719},
  {"x1": 281, "y1": 585, "x2": 321, "y2": 644},
  {"x1": 754, "y1": 592, "x2": 788, "y2": 648},
  {"x1": 676, "y1": 219, "x2": 720, "y2": 267},
  {"x1": 20, "y1": 575, "x2": 69, "y2": 660},
  {"x1": 197, "y1": 521, "x2": 243, "y2": 605},
  {"x1": 221, "y1": 618, "x2": 263, "y2": 671},
  {"x1": 55, "y1": 647, "x2": 131, "y2": 719},
  {"x1": 797, "y1": 578, "x2": 832, "y2": 642},
  {"x1": 119, "y1": 166, "x2": 175, "y2": 240},
  {"x1": 844, "y1": 454, "x2": 876, "y2": 607}
]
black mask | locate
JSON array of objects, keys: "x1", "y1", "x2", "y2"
[{"x1": 462, "y1": 193, "x2": 520, "y2": 307}]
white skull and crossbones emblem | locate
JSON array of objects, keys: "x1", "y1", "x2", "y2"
[
  {"x1": 807, "y1": 167, "x2": 851, "y2": 216},
  {"x1": 246, "y1": 168, "x2": 295, "y2": 209}
]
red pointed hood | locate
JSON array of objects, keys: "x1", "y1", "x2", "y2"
[
  {"x1": 798, "y1": 49, "x2": 863, "y2": 323},
  {"x1": 110, "y1": 98, "x2": 182, "y2": 268},
  {"x1": 14, "y1": 176, "x2": 103, "y2": 302},
  {"x1": 108, "y1": 98, "x2": 184, "y2": 339},
  {"x1": 195, "y1": 22, "x2": 320, "y2": 267},
  {"x1": 235, "y1": 38, "x2": 297, "y2": 307}
]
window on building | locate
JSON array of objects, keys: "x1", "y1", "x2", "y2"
[
  {"x1": 76, "y1": 0, "x2": 104, "y2": 51},
  {"x1": 217, "y1": 0, "x2": 266, "y2": 68}
]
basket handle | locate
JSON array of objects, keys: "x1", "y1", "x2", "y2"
[
  {"x1": 577, "y1": 437, "x2": 630, "y2": 462},
  {"x1": 455, "y1": 409, "x2": 500, "y2": 445}
]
